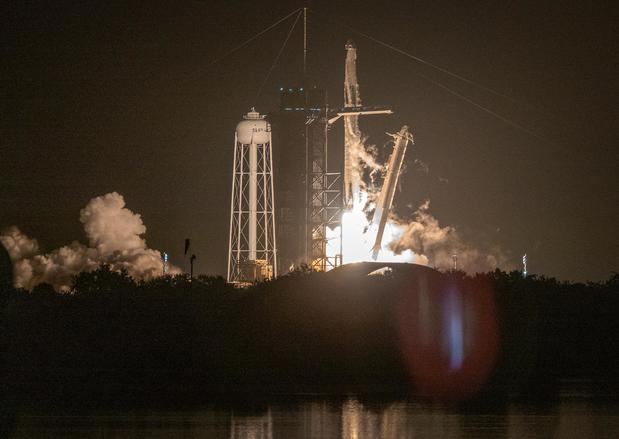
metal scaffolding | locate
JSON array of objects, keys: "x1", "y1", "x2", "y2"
[{"x1": 306, "y1": 105, "x2": 342, "y2": 271}]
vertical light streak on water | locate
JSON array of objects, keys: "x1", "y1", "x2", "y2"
[{"x1": 342, "y1": 399, "x2": 361, "y2": 439}]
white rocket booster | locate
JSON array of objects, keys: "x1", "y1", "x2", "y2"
[
  {"x1": 343, "y1": 40, "x2": 363, "y2": 208},
  {"x1": 331, "y1": 40, "x2": 392, "y2": 209}
]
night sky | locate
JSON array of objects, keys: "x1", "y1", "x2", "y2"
[{"x1": 2, "y1": 1, "x2": 616, "y2": 281}]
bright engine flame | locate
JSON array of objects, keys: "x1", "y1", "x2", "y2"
[{"x1": 327, "y1": 192, "x2": 423, "y2": 266}]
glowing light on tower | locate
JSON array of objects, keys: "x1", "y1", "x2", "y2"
[{"x1": 162, "y1": 252, "x2": 169, "y2": 274}]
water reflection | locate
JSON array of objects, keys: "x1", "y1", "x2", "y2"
[
  {"x1": 231, "y1": 408, "x2": 272, "y2": 439},
  {"x1": 6, "y1": 396, "x2": 619, "y2": 438},
  {"x1": 341, "y1": 399, "x2": 409, "y2": 439}
]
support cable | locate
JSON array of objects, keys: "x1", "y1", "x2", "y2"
[
  {"x1": 306, "y1": 9, "x2": 553, "y2": 141},
  {"x1": 254, "y1": 9, "x2": 303, "y2": 103},
  {"x1": 343, "y1": 25, "x2": 552, "y2": 117},
  {"x1": 409, "y1": 68, "x2": 549, "y2": 142},
  {"x1": 208, "y1": 8, "x2": 302, "y2": 68}
]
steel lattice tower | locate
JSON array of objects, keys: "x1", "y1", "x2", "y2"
[
  {"x1": 306, "y1": 95, "x2": 343, "y2": 272},
  {"x1": 227, "y1": 109, "x2": 277, "y2": 283}
]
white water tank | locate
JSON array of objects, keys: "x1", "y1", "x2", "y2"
[
  {"x1": 228, "y1": 107, "x2": 277, "y2": 283},
  {"x1": 236, "y1": 108, "x2": 270, "y2": 145}
]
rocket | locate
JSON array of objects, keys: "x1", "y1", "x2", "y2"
[
  {"x1": 329, "y1": 40, "x2": 393, "y2": 208},
  {"x1": 371, "y1": 125, "x2": 414, "y2": 259},
  {"x1": 343, "y1": 40, "x2": 363, "y2": 208}
]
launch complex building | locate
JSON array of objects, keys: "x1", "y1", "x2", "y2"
[{"x1": 227, "y1": 38, "x2": 412, "y2": 284}]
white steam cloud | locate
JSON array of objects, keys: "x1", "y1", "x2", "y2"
[
  {"x1": 330, "y1": 195, "x2": 510, "y2": 273},
  {"x1": 0, "y1": 192, "x2": 179, "y2": 292},
  {"x1": 329, "y1": 130, "x2": 512, "y2": 273},
  {"x1": 389, "y1": 201, "x2": 511, "y2": 273}
]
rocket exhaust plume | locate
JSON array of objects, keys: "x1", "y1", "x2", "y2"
[
  {"x1": 328, "y1": 195, "x2": 510, "y2": 272},
  {"x1": 387, "y1": 200, "x2": 512, "y2": 272},
  {"x1": 0, "y1": 192, "x2": 179, "y2": 292},
  {"x1": 325, "y1": 127, "x2": 510, "y2": 272}
]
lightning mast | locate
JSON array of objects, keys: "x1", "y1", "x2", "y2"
[{"x1": 371, "y1": 125, "x2": 414, "y2": 259}]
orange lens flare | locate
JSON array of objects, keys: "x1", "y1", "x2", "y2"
[{"x1": 396, "y1": 273, "x2": 500, "y2": 400}]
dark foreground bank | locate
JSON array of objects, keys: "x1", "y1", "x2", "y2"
[{"x1": 0, "y1": 263, "x2": 617, "y2": 408}]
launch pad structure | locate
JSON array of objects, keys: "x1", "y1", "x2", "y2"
[
  {"x1": 220, "y1": 6, "x2": 546, "y2": 280},
  {"x1": 227, "y1": 9, "x2": 410, "y2": 282},
  {"x1": 272, "y1": 39, "x2": 394, "y2": 275},
  {"x1": 271, "y1": 86, "x2": 343, "y2": 274}
]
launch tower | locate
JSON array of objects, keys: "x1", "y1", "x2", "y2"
[{"x1": 272, "y1": 87, "x2": 342, "y2": 273}]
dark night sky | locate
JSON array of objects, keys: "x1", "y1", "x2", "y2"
[{"x1": 1, "y1": 1, "x2": 617, "y2": 281}]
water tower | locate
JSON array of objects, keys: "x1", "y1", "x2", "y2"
[{"x1": 227, "y1": 109, "x2": 277, "y2": 283}]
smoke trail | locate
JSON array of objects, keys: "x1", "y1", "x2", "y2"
[
  {"x1": 389, "y1": 201, "x2": 510, "y2": 273},
  {"x1": 0, "y1": 192, "x2": 179, "y2": 292},
  {"x1": 357, "y1": 138, "x2": 383, "y2": 173},
  {"x1": 332, "y1": 129, "x2": 511, "y2": 272},
  {"x1": 0, "y1": 226, "x2": 40, "y2": 260}
]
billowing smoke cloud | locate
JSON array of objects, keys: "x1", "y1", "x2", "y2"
[
  {"x1": 389, "y1": 201, "x2": 511, "y2": 273},
  {"x1": 357, "y1": 137, "x2": 383, "y2": 174},
  {"x1": 0, "y1": 226, "x2": 40, "y2": 260},
  {"x1": 356, "y1": 133, "x2": 508, "y2": 272},
  {"x1": 0, "y1": 192, "x2": 179, "y2": 292},
  {"x1": 331, "y1": 129, "x2": 512, "y2": 273}
]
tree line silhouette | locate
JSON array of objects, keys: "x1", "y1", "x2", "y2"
[{"x1": 0, "y1": 264, "x2": 617, "y2": 407}]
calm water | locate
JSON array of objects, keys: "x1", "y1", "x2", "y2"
[{"x1": 5, "y1": 394, "x2": 619, "y2": 438}]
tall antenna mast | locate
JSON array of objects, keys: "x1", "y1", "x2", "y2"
[{"x1": 303, "y1": 7, "x2": 307, "y2": 78}]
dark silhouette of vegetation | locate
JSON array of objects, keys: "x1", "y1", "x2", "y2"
[
  {"x1": 0, "y1": 264, "x2": 617, "y2": 408},
  {"x1": 0, "y1": 243, "x2": 11, "y2": 291}
]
